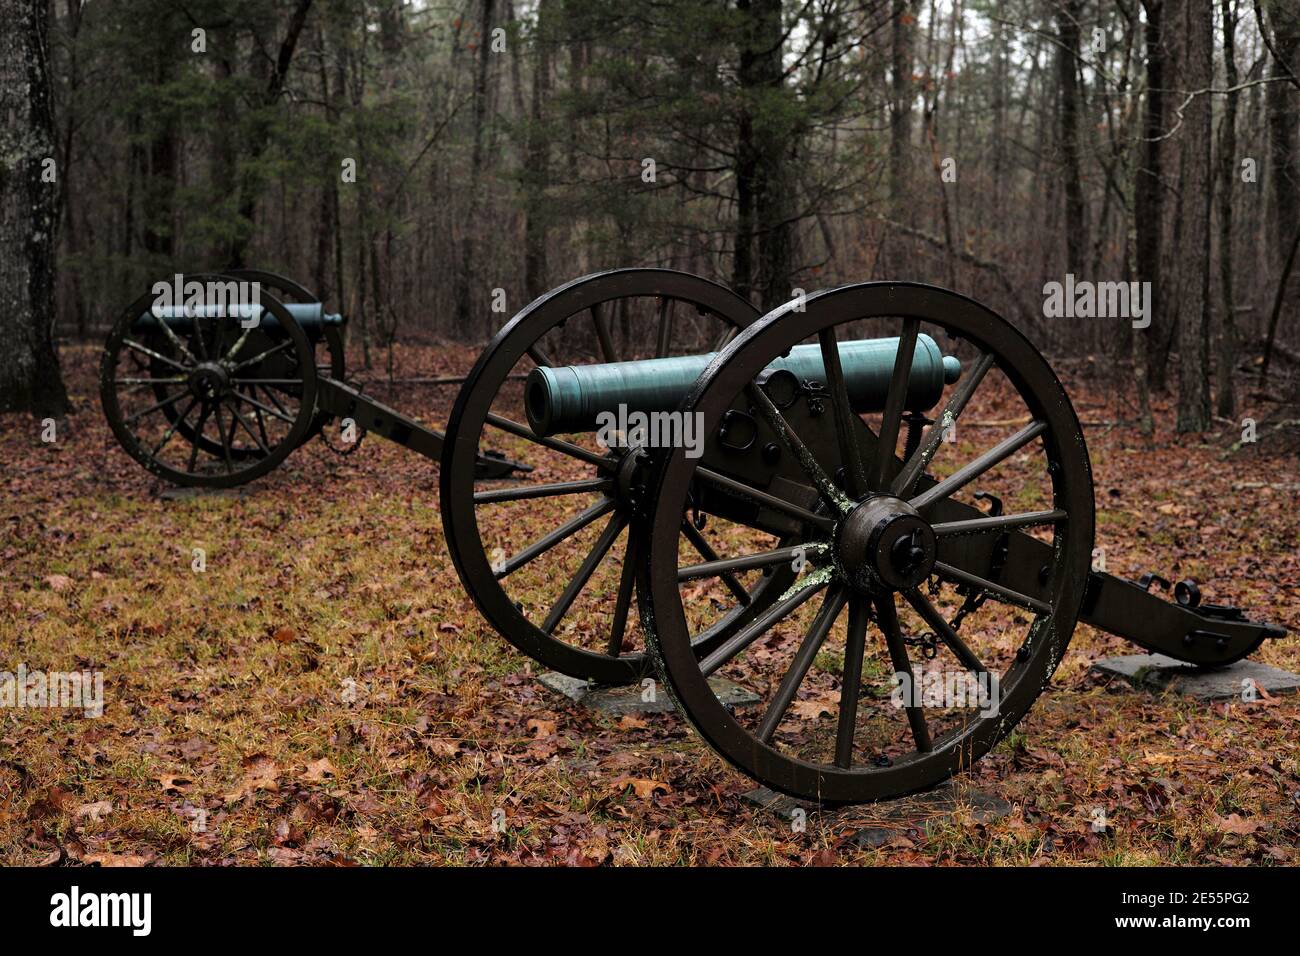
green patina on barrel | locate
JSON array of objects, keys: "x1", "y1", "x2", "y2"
[
  {"x1": 133, "y1": 302, "x2": 345, "y2": 334},
  {"x1": 526, "y1": 335, "x2": 962, "y2": 436}
]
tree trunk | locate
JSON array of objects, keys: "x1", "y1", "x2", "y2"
[
  {"x1": 735, "y1": 0, "x2": 794, "y2": 310},
  {"x1": 228, "y1": 0, "x2": 316, "y2": 268},
  {"x1": 0, "y1": 0, "x2": 70, "y2": 415},
  {"x1": 1264, "y1": 2, "x2": 1300, "y2": 330},
  {"x1": 1215, "y1": 0, "x2": 1239, "y2": 417},
  {"x1": 1056, "y1": 0, "x2": 1086, "y2": 271},
  {"x1": 454, "y1": 0, "x2": 496, "y2": 335},
  {"x1": 889, "y1": 0, "x2": 919, "y2": 227},
  {"x1": 1135, "y1": 0, "x2": 1165, "y2": 402},
  {"x1": 1176, "y1": 0, "x2": 1213, "y2": 432},
  {"x1": 523, "y1": 0, "x2": 551, "y2": 303}
]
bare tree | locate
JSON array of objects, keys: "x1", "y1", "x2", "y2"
[{"x1": 1176, "y1": 0, "x2": 1214, "y2": 431}]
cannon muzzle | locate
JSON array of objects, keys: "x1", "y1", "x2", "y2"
[{"x1": 526, "y1": 335, "x2": 961, "y2": 437}]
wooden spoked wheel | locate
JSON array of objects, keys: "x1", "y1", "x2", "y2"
[
  {"x1": 100, "y1": 276, "x2": 318, "y2": 488},
  {"x1": 441, "y1": 269, "x2": 798, "y2": 684},
  {"x1": 640, "y1": 282, "x2": 1095, "y2": 803}
]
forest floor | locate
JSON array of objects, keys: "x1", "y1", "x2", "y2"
[{"x1": 1, "y1": 340, "x2": 1297, "y2": 866}]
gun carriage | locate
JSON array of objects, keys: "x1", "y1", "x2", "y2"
[
  {"x1": 101, "y1": 271, "x2": 1287, "y2": 804},
  {"x1": 444, "y1": 278, "x2": 1286, "y2": 803}
]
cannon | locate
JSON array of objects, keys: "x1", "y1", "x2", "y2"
[
  {"x1": 101, "y1": 269, "x2": 1287, "y2": 804},
  {"x1": 445, "y1": 278, "x2": 1288, "y2": 804},
  {"x1": 100, "y1": 269, "x2": 532, "y2": 487},
  {"x1": 102, "y1": 267, "x2": 776, "y2": 683}
]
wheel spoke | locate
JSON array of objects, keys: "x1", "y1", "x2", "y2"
[
  {"x1": 931, "y1": 509, "x2": 1066, "y2": 537},
  {"x1": 123, "y1": 339, "x2": 190, "y2": 373},
  {"x1": 818, "y1": 329, "x2": 868, "y2": 499},
  {"x1": 677, "y1": 542, "x2": 821, "y2": 581},
  {"x1": 230, "y1": 378, "x2": 311, "y2": 385},
  {"x1": 151, "y1": 312, "x2": 198, "y2": 365},
  {"x1": 473, "y1": 477, "x2": 612, "y2": 504},
  {"x1": 542, "y1": 514, "x2": 627, "y2": 633},
  {"x1": 909, "y1": 420, "x2": 1048, "y2": 512},
  {"x1": 222, "y1": 323, "x2": 261, "y2": 364},
  {"x1": 606, "y1": 536, "x2": 638, "y2": 657},
  {"x1": 213, "y1": 404, "x2": 235, "y2": 473},
  {"x1": 871, "y1": 318, "x2": 919, "y2": 490},
  {"x1": 149, "y1": 397, "x2": 197, "y2": 459},
  {"x1": 527, "y1": 344, "x2": 554, "y2": 368},
  {"x1": 834, "y1": 596, "x2": 871, "y2": 768},
  {"x1": 187, "y1": 405, "x2": 211, "y2": 472},
  {"x1": 654, "y1": 298, "x2": 673, "y2": 358},
  {"x1": 192, "y1": 316, "x2": 210, "y2": 361},
  {"x1": 485, "y1": 413, "x2": 613, "y2": 470},
  {"x1": 115, "y1": 376, "x2": 186, "y2": 386},
  {"x1": 591, "y1": 303, "x2": 617, "y2": 362},
  {"x1": 695, "y1": 467, "x2": 836, "y2": 533},
  {"x1": 225, "y1": 400, "x2": 270, "y2": 456},
  {"x1": 256, "y1": 382, "x2": 291, "y2": 418},
  {"x1": 681, "y1": 520, "x2": 751, "y2": 606},
  {"x1": 250, "y1": 392, "x2": 271, "y2": 448},
  {"x1": 932, "y1": 560, "x2": 1052, "y2": 615},
  {"x1": 230, "y1": 338, "x2": 294, "y2": 372},
  {"x1": 876, "y1": 593, "x2": 933, "y2": 753},
  {"x1": 124, "y1": 389, "x2": 187, "y2": 425},
  {"x1": 901, "y1": 589, "x2": 987, "y2": 676},
  {"x1": 892, "y1": 350, "x2": 995, "y2": 497},
  {"x1": 230, "y1": 389, "x2": 296, "y2": 425},
  {"x1": 699, "y1": 577, "x2": 826, "y2": 678},
  {"x1": 746, "y1": 381, "x2": 852, "y2": 516},
  {"x1": 207, "y1": 315, "x2": 227, "y2": 364},
  {"x1": 494, "y1": 497, "x2": 616, "y2": 579},
  {"x1": 757, "y1": 586, "x2": 847, "y2": 744}
]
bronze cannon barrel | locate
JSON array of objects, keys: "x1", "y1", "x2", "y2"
[
  {"x1": 132, "y1": 302, "x2": 344, "y2": 338},
  {"x1": 525, "y1": 335, "x2": 962, "y2": 437}
]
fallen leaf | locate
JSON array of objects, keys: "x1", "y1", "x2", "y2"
[
  {"x1": 791, "y1": 698, "x2": 836, "y2": 720},
  {"x1": 224, "y1": 753, "x2": 281, "y2": 802},
  {"x1": 617, "y1": 715, "x2": 648, "y2": 730},
  {"x1": 272, "y1": 626, "x2": 298, "y2": 644},
  {"x1": 75, "y1": 800, "x2": 113, "y2": 822},
  {"x1": 425, "y1": 738, "x2": 462, "y2": 758},
  {"x1": 1141, "y1": 751, "x2": 1177, "y2": 766},
  {"x1": 27, "y1": 787, "x2": 76, "y2": 819},
  {"x1": 1214, "y1": 813, "x2": 1262, "y2": 835},
  {"x1": 44, "y1": 574, "x2": 72, "y2": 592},
  {"x1": 158, "y1": 774, "x2": 193, "y2": 794},
  {"x1": 83, "y1": 850, "x2": 156, "y2": 867},
  {"x1": 610, "y1": 776, "x2": 671, "y2": 800},
  {"x1": 527, "y1": 718, "x2": 556, "y2": 739},
  {"x1": 302, "y1": 758, "x2": 337, "y2": 783}
]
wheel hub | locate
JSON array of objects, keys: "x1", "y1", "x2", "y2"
[
  {"x1": 614, "y1": 446, "x2": 649, "y2": 514},
  {"x1": 835, "y1": 495, "x2": 936, "y2": 593},
  {"x1": 188, "y1": 362, "x2": 230, "y2": 403}
]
